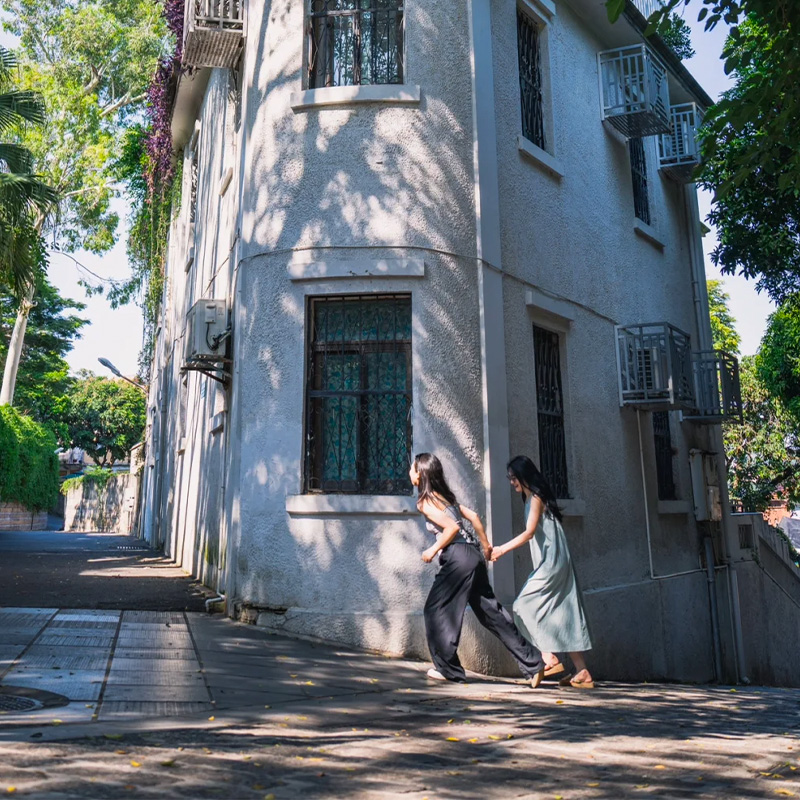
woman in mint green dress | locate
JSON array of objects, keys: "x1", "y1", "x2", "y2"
[{"x1": 491, "y1": 455, "x2": 594, "y2": 688}]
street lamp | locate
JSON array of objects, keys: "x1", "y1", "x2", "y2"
[{"x1": 97, "y1": 357, "x2": 148, "y2": 395}]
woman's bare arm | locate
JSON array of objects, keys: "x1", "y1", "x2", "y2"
[
  {"x1": 459, "y1": 504, "x2": 492, "y2": 560},
  {"x1": 489, "y1": 495, "x2": 544, "y2": 561}
]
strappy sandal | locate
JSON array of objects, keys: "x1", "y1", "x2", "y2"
[
  {"x1": 563, "y1": 674, "x2": 595, "y2": 689},
  {"x1": 544, "y1": 661, "x2": 566, "y2": 678}
]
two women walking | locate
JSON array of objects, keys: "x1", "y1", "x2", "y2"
[{"x1": 412, "y1": 452, "x2": 594, "y2": 689}]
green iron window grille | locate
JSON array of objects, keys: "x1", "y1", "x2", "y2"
[
  {"x1": 306, "y1": 294, "x2": 412, "y2": 494},
  {"x1": 629, "y1": 137, "x2": 650, "y2": 225},
  {"x1": 517, "y1": 9, "x2": 546, "y2": 151},
  {"x1": 533, "y1": 325, "x2": 569, "y2": 499},
  {"x1": 652, "y1": 411, "x2": 676, "y2": 501}
]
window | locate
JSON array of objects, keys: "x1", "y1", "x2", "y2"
[
  {"x1": 532, "y1": 325, "x2": 569, "y2": 498},
  {"x1": 652, "y1": 411, "x2": 676, "y2": 500},
  {"x1": 307, "y1": 0, "x2": 404, "y2": 89},
  {"x1": 517, "y1": 9, "x2": 546, "y2": 150},
  {"x1": 306, "y1": 294, "x2": 412, "y2": 494},
  {"x1": 629, "y1": 137, "x2": 650, "y2": 224}
]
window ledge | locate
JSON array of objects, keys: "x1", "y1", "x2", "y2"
[
  {"x1": 633, "y1": 219, "x2": 666, "y2": 251},
  {"x1": 288, "y1": 257, "x2": 425, "y2": 282},
  {"x1": 209, "y1": 412, "x2": 225, "y2": 435},
  {"x1": 517, "y1": 135, "x2": 564, "y2": 180},
  {"x1": 177, "y1": 438, "x2": 187, "y2": 455},
  {"x1": 291, "y1": 84, "x2": 421, "y2": 112},
  {"x1": 657, "y1": 500, "x2": 690, "y2": 515},
  {"x1": 286, "y1": 494, "x2": 417, "y2": 516},
  {"x1": 558, "y1": 499, "x2": 585, "y2": 517}
]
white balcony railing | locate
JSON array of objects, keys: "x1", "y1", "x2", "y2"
[
  {"x1": 659, "y1": 103, "x2": 703, "y2": 182},
  {"x1": 598, "y1": 44, "x2": 671, "y2": 138},
  {"x1": 616, "y1": 322, "x2": 695, "y2": 410},
  {"x1": 685, "y1": 350, "x2": 743, "y2": 424},
  {"x1": 183, "y1": 0, "x2": 245, "y2": 69}
]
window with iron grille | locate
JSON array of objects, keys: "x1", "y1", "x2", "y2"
[
  {"x1": 189, "y1": 147, "x2": 199, "y2": 225},
  {"x1": 307, "y1": 0, "x2": 404, "y2": 89},
  {"x1": 306, "y1": 295, "x2": 412, "y2": 494},
  {"x1": 517, "y1": 10, "x2": 546, "y2": 150},
  {"x1": 652, "y1": 411, "x2": 676, "y2": 500},
  {"x1": 532, "y1": 325, "x2": 569, "y2": 498},
  {"x1": 629, "y1": 137, "x2": 650, "y2": 224}
]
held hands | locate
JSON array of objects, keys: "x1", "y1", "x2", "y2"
[
  {"x1": 490, "y1": 545, "x2": 505, "y2": 562},
  {"x1": 482, "y1": 544, "x2": 493, "y2": 562},
  {"x1": 421, "y1": 547, "x2": 438, "y2": 563}
]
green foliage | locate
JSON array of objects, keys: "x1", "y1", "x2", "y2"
[
  {"x1": 111, "y1": 124, "x2": 182, "y2": 378},
  {"x1": 65, "y1": 373, "x2": 146, "y2": 466},
  {"x1": 659, "y1": 13, "x2": 695, "y2": 60},
  {"x1": 757, "y1": 295, "x2": 800, "y2": 424},
  {"x1": 0, "y1": 278, "x2": 88, "y2": 439},
  {"x1": 0, "y1": 404, "x2": 59, "y2": 510},
  {"x1": 2, "y1": 0, "x2": 169, "y2": 255},
  {"x1": 707, "y1": 280, "x2": 741, "y2": 354},
  {"x1": 724, "y1": 357, "x2": 800, "y2": 513},
  {"x1": 60, "y1": 465, "x2": 114, "y2": 496}
]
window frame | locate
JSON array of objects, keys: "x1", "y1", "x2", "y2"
[
  {"x1": 629, "y1": 136, "x2": 651, "y2": 225},
  {"x1": 652, "y1": 410, "x2": 677, "y2": 501},
  {"x1": 531, "y1": 322, "x2": 571, "y2": 500},
  {"x1": 305, "y1": 0, "x2": 406, "y2": 90},
  {"x1": 304, "y1": 293, "x2": 413, "y2": 496}
]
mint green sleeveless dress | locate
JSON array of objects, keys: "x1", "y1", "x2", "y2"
[{"x1": 512, "y1": 497, "x2": 592, "y2": 653}]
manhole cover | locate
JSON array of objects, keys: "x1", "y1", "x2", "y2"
[{"x1": 0, "y1": 694, "x2": 43, "y2": 712}]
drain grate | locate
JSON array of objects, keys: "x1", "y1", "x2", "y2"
[
  {"x1": 115, "y1": 545, "x2": 149, "y2": 551},
  {"x1": 0, "y1": 694, "x2": 43, "y2": 712}
]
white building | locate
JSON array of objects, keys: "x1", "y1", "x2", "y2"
[{"x1": 140, "y1": 0, "x2": 800, "y2": 684}]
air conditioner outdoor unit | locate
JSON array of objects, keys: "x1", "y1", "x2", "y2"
[{"x1": 185, "y1": 298, "x2": 227, "y2": 362}]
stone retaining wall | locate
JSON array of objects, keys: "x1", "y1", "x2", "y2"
[
  {"x1": 64, "y1": 474, "x2": 140, "y2": 534},
  {"x1": 0, "y1": 502, "x2": 48, "y2": 531}
]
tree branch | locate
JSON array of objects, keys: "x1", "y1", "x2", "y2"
[{"x1": 100, "y1": 92, "x2": 146, "y2": 118}]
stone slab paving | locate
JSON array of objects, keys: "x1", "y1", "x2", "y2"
[{"x1": 0, "y1": 609, "x2": 798, "y2": 798}]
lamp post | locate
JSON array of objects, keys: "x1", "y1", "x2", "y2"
[{"x1": 97, "y1": 357, "x2": 148, "y2": 395}]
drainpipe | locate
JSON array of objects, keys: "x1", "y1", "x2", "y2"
[{"x1": 681, "y1": 183, "x2": 747, "y2": 684}]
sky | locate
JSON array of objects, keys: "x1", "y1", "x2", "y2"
[{"x1": 4, "y1": 10, "x2": 775, "y2": 380}]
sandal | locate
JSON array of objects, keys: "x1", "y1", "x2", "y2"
[
  {"x1": 565, "y1": 675, "x2": 595, "y2": 689},
  {"x1": 544, "y1": 661, "x2": 566, "y2": 678},
  {"x1": 530, "y1": 667, "x2": 545, "y2": 689}
]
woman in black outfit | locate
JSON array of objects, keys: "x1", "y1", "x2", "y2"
[{"x1": 410, "y1": 452, "x2": 545, "y2": 686}]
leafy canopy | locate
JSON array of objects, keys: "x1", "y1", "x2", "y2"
[
  {"x1": 757, "y1": 297, "x2": 800, "y2": 425},
  {"x1": 707, "y1": 280, "x2": 741, "y2": 354},
  {"x1": 65, "y1": 373, "x2": 146, "y2": 466}
]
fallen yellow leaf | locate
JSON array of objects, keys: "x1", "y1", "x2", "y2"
[
  {"x1": 468, "y1": 738, "x2": 478, "y2": 743},
  {"x1": 488, "y1": 735, "x2": 502, "y2": 740},
  {"x1": 208, "y1": 716, "x2": 215, "y2": 721},
  {"x1": 654, "y1": 765, "x2": 666, "y2": 770},
  {"x1": 52, "y1": 719, "x2": 62, "y2": 726},
  {"x1": 774, "y1": 791, "x2": 795, "y2": 798},
  {"x1": 130, "y1": 761, "x2": 141, "y2": 768},
  {"x1": 556, "y1": 700, "x2": 564, "y2": 705},
  {"x1": 587, "y1": 783, "x2": 599, "y2": 787},
  {"x1": 446, "y1": 737, "x2": 460, "y2": 742}
]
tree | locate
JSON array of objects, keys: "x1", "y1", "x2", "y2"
[
  {"x1": 606, "y1": 2, "x2": 800, "y2": 304},
  {"x1": 0, "y1": 46, "x2": 56, "y2": 296},
  {"x1": 65, "y1": 373, "x2": 146, "y2": 467},
  {"x1": 707, "y1": 279, "x2": 741, "y2": 354},
  {"x1": 0, "y1": 278, "x2": 87, "y2": 438},
  {"x1": 758, "y1": 296, "x2": 800, "y2": 425},
  {"x1": 660, "y1": 13, "x2": 695, "y2": 60},
  {"x1": 0, "y1": 0, "x2": 168, "y2": 405},
  {"x1": 724, "y1": 357, "x2": 800, "y2": 512}
]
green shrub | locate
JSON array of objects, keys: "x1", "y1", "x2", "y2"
[
  {"x1": 60, "y1": 466, "x2": 115, "y2": 496},
  {"x1": 0, "y1": 406, "x2": 59, "y2": 511}
]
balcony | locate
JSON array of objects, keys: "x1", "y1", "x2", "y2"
[
  {"x1": 659, "y1": 103, "x2": 703, "y2": 182},
  {"x1": 615, "y1": 322, "x2": 695, "y2": 410},
  {"x1": 183, "y1": 0, "x2": 244, "y2": 69},
  {"x1": 598, "y1": 44, "x2": 671, "y2": 138},
  {"x1": 631, "y1": 0, "x2": 664, "y2": 20},
  {"x1": 685, "y1": 350, "x2": 743, "y2": 424}
]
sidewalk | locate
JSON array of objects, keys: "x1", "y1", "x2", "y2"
[{"x1": 1, "y1": 608, "x2": 799, "y2": 798}]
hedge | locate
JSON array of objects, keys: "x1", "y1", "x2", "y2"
[{"x1": 0, "y1": 406, "x2": 59, "y2": 511}]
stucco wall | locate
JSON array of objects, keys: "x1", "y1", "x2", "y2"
[{"x1": 64, "y1": 474, "x2": 139, "y2": 534}]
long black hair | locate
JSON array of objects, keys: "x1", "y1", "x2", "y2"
[
  {"x1": 507, "y1": 455, "x2": 562, "y2": 522},
  {"x1": 414, "y1": 452, "x2": 457, "y2": 509}
]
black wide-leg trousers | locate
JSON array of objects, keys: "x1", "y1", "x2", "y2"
[{"x1": 423, "y1": 542, "x2": 544, "y2": 682}]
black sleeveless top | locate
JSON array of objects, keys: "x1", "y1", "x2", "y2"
[{"x1": 424, "y1": 503, "x2": 480, "y2": 548}]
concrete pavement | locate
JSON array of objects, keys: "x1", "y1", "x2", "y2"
[{"x1": 1, "y1": 608, "x2": 799, "y2": 798}]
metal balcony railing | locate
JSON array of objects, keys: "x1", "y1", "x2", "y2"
[
  {"x1": 183, "y1": 0, "x2": 245, "y2": 69},
  {"x1": 685, "y1": 350, "x2": 743, "y2": 423},
  {"x1": 659, "y1": 103, "x2": 703, "y2": 182},
  {"x1": 616, "y1": 322, "x2": 695, "y2": 410},
  {"x1": 598, "y1": 44, "x2": 671, "y2": 138}
]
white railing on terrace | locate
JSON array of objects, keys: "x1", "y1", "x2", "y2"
[
  {"x1": 615, "y1": 322, "x2": 695, "y2": 410},
  {"x1": 660, "y1": 103, "x2": 703, "y2": 182},
  {"x1": 598, "y1": 45, "x2": 671, "y2": 138},
  {"x1": 686, "y1": 350, "x2": 743, "y2": 424},
  {"x1": 183, "y1": 0, "x2": 244, "y2": 68},
  {"x1": 632, "y1": 0, "x2": 665, "y2": 20},
  {"x1": 733, "y1": 513, "x2": 800, "y2": 576}
]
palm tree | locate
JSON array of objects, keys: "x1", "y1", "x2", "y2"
[{"x1": 0, "y1": 45, "x2": 56, "y2": 296}]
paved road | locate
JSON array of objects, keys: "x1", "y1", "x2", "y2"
[
  {"x1": 0, "y1": 530, "x2": 208, "y2": 611},
  {"x1": 0, "y1": 609, "x2": 798, "y2": 799}
]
